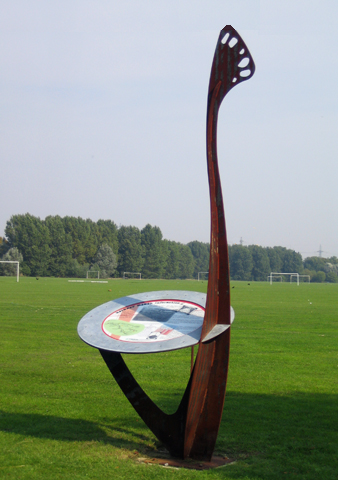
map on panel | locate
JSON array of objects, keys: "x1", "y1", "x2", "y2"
[{"x1": 102, "y1": 299, "x2": 205, "y2": 343}]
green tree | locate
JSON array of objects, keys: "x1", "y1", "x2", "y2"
[
  {"x1": 0, "y1": 236, "x2": 10, "y2": 257},
  {"x1": 311, "y1": 271, "x2": 326, "y2": 283},
  {"x1": 0, "y1": 247, "x2": 23, "y2": 276},
  {"x1": 141, "y1": 224, "x2": 167, "y2": 278},
  {"x1": 266, "y1": 247, "x2": 282, "y2": 272},
  {"x1": 91, "y1": 243, "x2": 117, "y2": 278},
  {"x1": 303, "y1": 268, "x2": 314, "y2": 280},
  {"x1": 248, "y1": 245, "x2": 270, "y2": 281},
  {"x1": 162, "y1": 240, "x2": 194, "y2": 279},
  {"x1": 5, "y1": 214, "x2": 51, "y2": 276},
  {"x1": 117, "y1": 226, "x2": 144, "y2": 276},
  {"x1": 96, "y1": 220, "x2": 119, "y2": 258},
  {"x1": 45, "y1": 215, "x2": 73, "y2": 276},
  {"x1": 324, "y1": 262, "x2": 338, "y2": 277},
  {"x1": 303, "y1": 256, "x2": 327, "y2": 272},
  {"x1": 283, "y1": 250, "x2": 303, "y2": 273},
  {"x1": 163, "y1": 240, "x2": 180, "y2": 279},
  {"x1": 67, "y1": 259, "x2": 90, "y2": 278},
  {"x1": 229, "y1": 245, "x2": 253, "y2": 281},
  {"x1": 326, "y1": 271, "x2": 337, "y2": 283},
  {"x1": 176, "y1": 244, "x2": 194, "y2": 279},
  {"x1": 187, "y1": 241, "x2": 210, "y2": 278},
  {"x1": 269, "y1": 246, "x2": 303, "y2": 274},
  {"x1": 62, "y1": 217, "x2": 97, "y2": 265}
]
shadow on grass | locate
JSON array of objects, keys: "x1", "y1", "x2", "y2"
[
  {"x1": 0, "y1": 410, "x2": 152, "y2": 451},
  {"x1": 0, "y1": 392, "x2": 337, "y2": 478}
]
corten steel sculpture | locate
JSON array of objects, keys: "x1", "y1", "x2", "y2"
[{"x1": 78, "y1": 25, "x2": 255, "y2": 462}]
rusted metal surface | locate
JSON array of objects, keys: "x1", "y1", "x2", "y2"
[
  {"x1": 78, "y1": 25, "x2": 255, "y2": 462},
  {"x1": 183, "y1": 25, "x2": 255, "y2": 461},
  {"x1": 104, "y1": 25, "x2": 255, "y2": 461},
  {"x1": 190, "y1": 345, "x2": 194, "y2": 373}
]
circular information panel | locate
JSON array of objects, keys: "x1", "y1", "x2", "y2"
[
  {"x1": 78, "y1": 291, "x2": 207, "y2": 354},
  {"x1": 102, "y1": 299, "x2": 205, "y2": 343}
]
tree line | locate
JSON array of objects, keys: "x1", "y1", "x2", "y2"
[
  {"x1": 228, "y1": 244, "x2": 338, "y2": 283},
  {"x1": 0, "y1": 214, "x2": 337, "y2": 282},
  {"x1": 0, "y1": 214, "x2": 209, "y2": 279}
]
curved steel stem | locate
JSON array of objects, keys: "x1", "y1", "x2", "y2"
[
  {"x1": 184, "y1": 25, "x2": 255, "y2": 460},
  {"x1": 100, "y1": 26, "x2": 255, "y2": 461}
]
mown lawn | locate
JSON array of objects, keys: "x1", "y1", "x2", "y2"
[{"x1": 0, "y1": 277, "x2": 337, "y2": 479}]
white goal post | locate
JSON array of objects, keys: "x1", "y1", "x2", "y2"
[
  {"x1": 269, "y1": 272, "x2": 299, "y2": 286},
  {"x1": 123, "y1": 272, "x2": 141, "y2": 280},
  {"x1": 198, "y1": 272, "x2": 209, "y2": 281},
  {"x1": 0, "y1": 261, "x2": 20, "y2": 282},
  {"x1": 86, "y1": 270, "x2": 100, "y2": 279}
]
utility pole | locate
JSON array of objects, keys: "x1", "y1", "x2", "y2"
[
  {"x1": 240, "y1": 237, "x2": 243, "y2": 246},
  {"x1": 317, "y1": 245, "x2": 323, "y2": 257}
]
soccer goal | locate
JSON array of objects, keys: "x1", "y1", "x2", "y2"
[
  {"x1": 0, "y1": 261, "x2": 20, "y2": 282},
  {"x1": 269, "y1": 272, "x2": 299, "y2": 286},
  {"x1": 198, "y1": 272, "x2": 209, "y2": 281},
  {"x1": 86, "y1": 270, "x2": 100, "y2": 279},
  {"x1": 123, "y1": 272, "x2": 141, "y2": 280},
  {"x1": 294, "y1": 274, "x2": 310, "y2": 283},
  {"x1": 267, "y1": 275, "x2": 283, "y2": 282}
]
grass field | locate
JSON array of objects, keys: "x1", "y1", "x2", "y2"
[{"x1": 0, "y1": 277, "x2": 337, "y2": 479}]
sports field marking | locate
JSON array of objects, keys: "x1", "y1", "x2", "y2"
[{"x1": 68, "y1": 280, "x2": 108, "y2": 284}]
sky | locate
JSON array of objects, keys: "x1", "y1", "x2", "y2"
[{"x1": 1, "y1": 1, "x2": 337, "y2": 259}]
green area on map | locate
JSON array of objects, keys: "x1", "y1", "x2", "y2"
[{"x1": 104, "y1": 319, "x2": 145, "y2": 337}]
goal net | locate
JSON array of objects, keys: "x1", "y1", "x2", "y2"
[
  {"x1": 295, "y1": 274, "x2": 310, "y2": 283},
  {"x1": 123, "y1": 272, "x2": 141, "y2": 280},
  {"x1": 267, "y1": 275, "x2": 283, "y2": 282},
  {"x1": 269, "y1": 272, "x2": 299, "y2": 285},
  {"x1": 86, "y1": 270, "x2": 100, "y2": 279},
  {"x1": 0, "y1": 261, "x2": 20, "y2": 282},
  {"x1": 198, "y1": 272, "x2": 209, "y2": 281}
]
